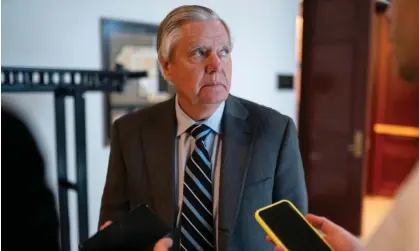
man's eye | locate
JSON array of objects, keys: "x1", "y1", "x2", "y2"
[
  {"x1": 219, "y1": 48, "x2": 230, "y2": 56},
  {"x1": 192, "y1": 48, "x2": 205, "y2": 57}
]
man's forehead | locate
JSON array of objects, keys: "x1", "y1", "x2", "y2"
[
  {"x1": 179, "y1": 20, "x2": 227, "y2": 35},
  {"x1": 178, "y1": 21, "x2": 229, "y2": 44}
]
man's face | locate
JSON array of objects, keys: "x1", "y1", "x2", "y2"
[
  {"x1": 388, "y1": 0, "x2": 419, "y2": 82},
  {"x1": 161, "y1": 20, "x2": 232, "y2": 105}
]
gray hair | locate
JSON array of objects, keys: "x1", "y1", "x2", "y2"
[{"x1": 157, "y1": 5, "x2": 232, "y2": 64}]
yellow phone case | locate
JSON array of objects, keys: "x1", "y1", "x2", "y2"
[{"x1": 254, "y1": 200, "x2": 334, "y2": 251}]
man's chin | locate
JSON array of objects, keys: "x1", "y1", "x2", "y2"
[
  {"x1": 198, "y1": 95, "x2": 228, "y2": 105},
  {"x1": 197, "y1": 90, "x2": 229, "y2": 105}
]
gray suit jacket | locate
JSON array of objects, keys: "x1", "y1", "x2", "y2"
[{"x1": 99, "y1": 94, "x2": 308, "y2": 251}]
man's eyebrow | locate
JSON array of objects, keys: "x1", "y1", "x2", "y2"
[
  {"x1": 187, "y1": 42, "x2": 230, "y2": 50},
  {"x1": 187, "y1": 43, "x2": 204, "y2": 50}
]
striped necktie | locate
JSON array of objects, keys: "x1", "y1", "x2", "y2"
[{"x1": 180, "y1": 123, "x2": 215, "y2": 251}]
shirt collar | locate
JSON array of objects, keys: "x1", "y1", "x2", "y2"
[{"x1": 175, "y1": 95, "x2": 225, "y2": 136}]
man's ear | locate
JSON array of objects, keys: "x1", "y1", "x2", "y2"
[{"x1": 158, "y1": 56, "x2": 172, "y2": 81}]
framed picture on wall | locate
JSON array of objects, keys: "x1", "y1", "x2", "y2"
[{"x1": 101, "y1": 17, "x2": 175, "y2": 145}]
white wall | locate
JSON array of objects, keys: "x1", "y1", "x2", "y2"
[{"x1": 1, "y1": 0, "x2": 299, "y2": 250}]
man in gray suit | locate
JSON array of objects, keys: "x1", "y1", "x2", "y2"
[{"x1": 98, "y1": 5, "x2": 308, "y2": 251}]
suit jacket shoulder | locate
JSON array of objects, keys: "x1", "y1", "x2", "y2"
[
  {"x1": 230, "y1": 95, "x2": 294, "y2": 136},
  {"x1": 114, "y1": 98, "x2": 174, "y2": 130},
  {"x1": 111, "y1": 98, "x2": 176, "y2": 145}
]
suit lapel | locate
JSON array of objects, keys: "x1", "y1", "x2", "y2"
[
  {"x1": 218, "y1": 96, "x2": 255, "y2": 251},
  {"x1": 142, "y1": 98, "x2": 177, "y2": 229}
]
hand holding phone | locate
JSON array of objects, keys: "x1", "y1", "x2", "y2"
[{"x1": 255, "y1": 200, "x2": 334, "y2": 251}]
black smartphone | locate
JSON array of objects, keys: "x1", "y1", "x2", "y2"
[
  {"x1": 79, "y1": 204, "x2": 171, "y2": 251},
  {"x1": 255, "y1": 200, "x2": 333, "y2": 251}
]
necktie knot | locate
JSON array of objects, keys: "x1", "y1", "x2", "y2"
[{"x1": 187, "y1": 123, "x2": 211, "y2": 141}]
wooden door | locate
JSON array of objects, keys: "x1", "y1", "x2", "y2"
[
  {"x1": 369, "y1": 13, "x2": 419, "y2": 197},
  {"x1": 299, "y1": 0, "x2": 373, "y2": 235}
]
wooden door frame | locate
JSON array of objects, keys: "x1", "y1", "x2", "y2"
[
  {"x1": 297, "y1": 2, "x2": 383, "y2": 188},
  {"x1": 365, "y1": 7, "x2": 387, "y2": 195},
  {"x1": 297, "y1": 0, "x2": 376, "y2": 235}
]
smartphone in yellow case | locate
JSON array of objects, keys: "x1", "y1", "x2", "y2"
[{"x1": 255, "y1": 200, "x2": 334, "y2": 251}]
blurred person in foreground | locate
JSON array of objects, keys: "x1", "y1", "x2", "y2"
[
  {"x1": 270, "y1": 0, "x2": 419, "y2": 250},
  {"x1": 2, "y1": 107, "x2": 60, "y2": 250}
]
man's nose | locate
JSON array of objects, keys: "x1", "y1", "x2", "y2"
[{"x1": 205, "y1": 52, "x2": 222, "y2": 73}]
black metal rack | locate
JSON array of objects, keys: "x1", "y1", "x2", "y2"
[{"x1": 1, "y1": 66, "x2": 147, "y2": 251}]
